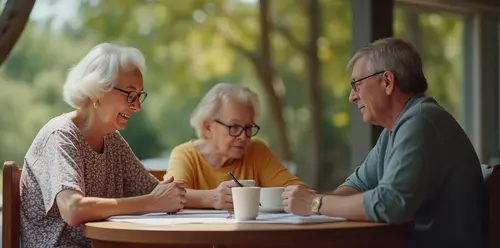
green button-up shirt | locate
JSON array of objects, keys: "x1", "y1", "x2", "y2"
[{"x1": 342, "y1": 94, "x2": 487, "y2": 248}]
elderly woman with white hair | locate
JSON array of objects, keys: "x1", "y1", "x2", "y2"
[
  {"x1": 20, "y1": 43, "x2": 187, "y2": 248},
  {"x1": 164, "y1": 83, "x2": 304, "y2": 210}
]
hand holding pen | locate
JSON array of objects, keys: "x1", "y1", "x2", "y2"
[
  {"x1": 228, "y1": 172, "x2": 261, "y2": 206},
  {"x1": 211, "y1": 179, "x2": 239, "y2": 210}
]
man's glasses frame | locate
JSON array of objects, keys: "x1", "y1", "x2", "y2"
[{"x1": 350, "y1": 71, "x2": 385, "y2": 93}]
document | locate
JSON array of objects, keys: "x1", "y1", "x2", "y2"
[
  {"x1": 107, "y1": 210, "x2": 346, "y2": 225},
  {"x1": 237, "y1": 213, "x2": 346, "y2": 224}
]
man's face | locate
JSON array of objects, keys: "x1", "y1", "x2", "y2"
[{"x1": 348, "y1": 56, "x2": 388, "y2": 125}]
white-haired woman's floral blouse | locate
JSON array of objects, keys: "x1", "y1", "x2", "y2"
[{"x1": 20, "y1": 115, "x2": 159, "y2": 248}]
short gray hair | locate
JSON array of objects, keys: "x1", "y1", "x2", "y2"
[
  {"x1": 63, "y1": 43, "x2": 146, "y2": 109},
  {"x1": 190, "y1": 83, "x2": 261, "y2": 139},
  {"x1": 346, "y1": 37, "x2": 427, "y2": 94}
]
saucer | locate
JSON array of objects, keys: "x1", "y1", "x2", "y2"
[{"x1": 259, "y1": 206, "x2": 285, "y2": 213}]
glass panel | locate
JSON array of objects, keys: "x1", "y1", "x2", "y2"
[{"x1": 394, "y1": 6, "x2": 465, "y2": 123}]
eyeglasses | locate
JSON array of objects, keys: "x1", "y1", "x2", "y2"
[
  {"x1": 214, "y1": 120, "x2": 260, "y2": 137},
  {"x1": 114, "y1": 87, "x2": 148, "y2": 104},
  {"x1": 350, "y1": 71, "x2": 384, "y2": 93}
]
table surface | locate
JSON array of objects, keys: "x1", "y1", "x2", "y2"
[{"x1": 84, "y1": 220, "x2": 410, "y2": 247}]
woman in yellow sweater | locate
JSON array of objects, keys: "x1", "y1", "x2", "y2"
[{"x1": 164, "y1": 83, "x2": 305, "y2": 210}]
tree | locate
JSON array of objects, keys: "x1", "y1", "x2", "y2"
[
  {"x1": 305, "y1": 0, "x2": 324, "y2": 187},
  {"x1": 0, "y1": 23, "x2": 93, "y2": 164},
  {"x1": 0, "y1": 0, "x2": 465, "y2": 189},
  {"x1": 210, "y1": 0, "x2": 293, "y2": 162},
  {"x1": 75, "y1": 0, "x2": 296, "y2": 162},
  {"x1": 255, "y1": 0, "x2": 292, "y2": 162},
  {"x1": 0, "y1": 0, "x2": 36, "y2": 66}
]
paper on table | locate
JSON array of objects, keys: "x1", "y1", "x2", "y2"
[
  {"x1": 110, "y1": 209, "x2": 228, "y2": 218},
  {"x1": 236, "y1": 213, "x2": 346, "y2": 224},
  {"x1": 108, "y1": 211, "x2": 346, "y2": 225},
  {"x1": 108, "y1": 210, "x2": 232, "y2": 225},
  {"x1": 169, "y1": 209, "x2": 229, "y2": 215},
  {"x1": 108, "y1": 216, "x2": 231, "y2": 225}
]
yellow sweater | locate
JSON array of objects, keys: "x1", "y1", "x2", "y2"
[{"x1": 164, "y1": 139, "x2": 305, "y2": 189}]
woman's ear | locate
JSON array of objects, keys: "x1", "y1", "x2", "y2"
[
  {"x1": 202, "y1": 120, "x2": 212, "y2": 138},
  {"x1": 88, "y1": 96, "x2": 99, "y2": 108}
]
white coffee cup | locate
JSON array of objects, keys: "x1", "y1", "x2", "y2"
[
  {"x1": 260, "y1": 187, "x2": 285, "y2": 208},
  {"x1": 232, "y1": 187, "x2": 261, "y2": 220},
  {"x1": 238, "y1": 180, "x2": 256, "y2": 187}
]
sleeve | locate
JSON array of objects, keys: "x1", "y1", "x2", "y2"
[
  {"x1": 118, "y1": 135, "x2": 159, "y2": 197},
  {"x1": 30, "y1": 130, "x2": 85, "y2": 217},
  {"x1": 164, "y1": 145, "x2": 195, "y2": 188},
  {"x1": 339, "y1": 135, "x2": 382, "y2": 192},
  {"x1": 253, "y1": 140, "x2": 306, "y2": 187},
  {"x1": 362, "y1": 116, "x2": 444, "y2": 224}
]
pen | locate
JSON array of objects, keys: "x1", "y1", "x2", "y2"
[
  {"x1": 228, "y1": 172, "x2": 261, "y2": 206},
  {"x1": 228, "y1": 172, "x2": 243, "y2": 187}
]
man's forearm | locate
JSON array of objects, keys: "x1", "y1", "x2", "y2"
[
  {"x1": 331, "y1": 185, "x2": 360, "y2": 196},
  {"x1": 319, "y1": 193, "x2": 369, "y2": 221},
  {"x1": 184, "y1": 189, "x2": 215, "y2": 209}
]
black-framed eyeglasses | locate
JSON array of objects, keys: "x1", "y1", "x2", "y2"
[
  {"x1": 114, "y1": 87, "x2": 148, "y2": 104},
  {"x1": 350, "y1": 71, "x2": 384, "y2": 93},
  {"x1": 214, "y1": 119, "x2": 260, "y2": 137}
]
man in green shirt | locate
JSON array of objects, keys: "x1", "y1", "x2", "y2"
[{"x1": 282, "y1": 37, "x2": 487, "y2": 248}]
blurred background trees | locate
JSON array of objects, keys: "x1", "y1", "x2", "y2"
[{"x1": 0, "y1": 0, "x2": 463, "y2": 189}]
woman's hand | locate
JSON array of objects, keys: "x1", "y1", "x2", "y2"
[
  {"x1": 211, "y1": 180, "x2": 238, "y2": 210},
  {"x1": 148, "y1": 176, "x2": 187, "y2": 213}
]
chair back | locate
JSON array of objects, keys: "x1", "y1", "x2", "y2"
[
  {"x1": 483, "y1": 164, "x2": 500, "y2": 248},
  {"x1": 149, "y1": 170, "x2": 165, "y2": 181},
  {"x1": 140, "y1": 157, "x2": 168, "y2": 181},
  {"x1": 3, "y1": 161, "x2": 22, "y2": 248}
]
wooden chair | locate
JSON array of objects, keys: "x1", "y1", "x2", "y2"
[
  {"x1": 149, "y1": 170, "x2": 165, "y2": 181},
  {"x1": 0, "y1": 161, "x2": 167, "y2": 248},
  {"x1": 482, "y1": 164, "x2": 500, "y2": 248},
  {"x1": 141, "y1": 158, "x2": 168, "y2": 181},
  {"x1": 3, "y1": 161, "x2": 22, "y2": 248}
]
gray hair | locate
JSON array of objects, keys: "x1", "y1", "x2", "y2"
[
  {"x1": 346, "y1": 37, "x2": 427, "y2": 94},
  {"x1": 190, "y1": 83, "x2": 261, "y2": 139},
  {"x1": 62, "y1": 43, "x2": 146, "y2": 109}
]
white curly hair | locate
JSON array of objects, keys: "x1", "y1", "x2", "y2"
[
  {"x1": 190, "y1": 83, "x2": 261, "y2": 139},
  {"x1": 62, "y1": 43, "x2": 146, "y2": 109}
]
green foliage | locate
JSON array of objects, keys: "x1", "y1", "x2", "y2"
[
  {"x1": 0, "y1": 25, "x2": 91, "y2": 164},
  {"x1": 0, "y1": 0, "x2": 464, "y2": 187}
]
